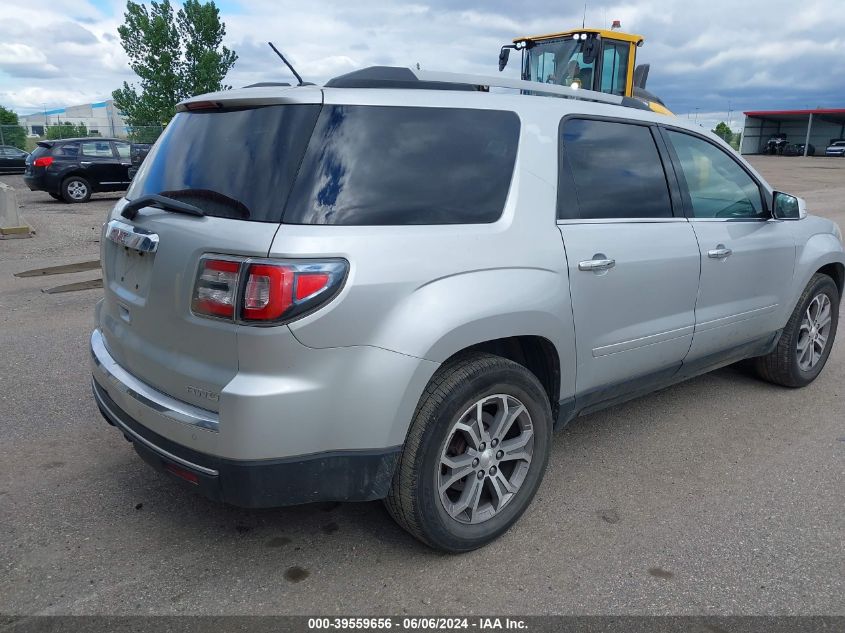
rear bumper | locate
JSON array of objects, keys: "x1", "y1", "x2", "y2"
[
  {"x1": 93, "y1": 379, "x2": 400, "y2": 507},
  {"x1": 23, "y1": 171, "x2": 60, "y2": 193},
  {"x1": 89, "y1": 325, "x2": 429, "y2": 507}
]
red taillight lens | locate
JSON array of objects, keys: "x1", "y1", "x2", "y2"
[
  {"x1": 33, "y1": 156, "x2": 53, "y2": 167},
  {"x1": 192, "y1": 258, "x2": 240, "y2": 318},
  {"x1": 295, "y1": 273, "x2": 330, "y2": 300},
  {"x1": 242, "y1": 264, "x2": 294, "y2": 321},
  {"x1": 191, "y1": 257, "x2": 347, "y2": 324}
]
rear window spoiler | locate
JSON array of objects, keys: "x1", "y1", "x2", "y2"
[{"x1": 177, "y1": 85, "x2": 323, "y2": 112}]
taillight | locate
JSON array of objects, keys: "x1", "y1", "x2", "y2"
[
  {"x1": 192, "y1": 258, "x2": 240, "y2": 319},
  {"x1": 242, "y1": 264, "x2": 294, "y2": 321},
  {"x1": 191, "y1": 257, "x2": 347, "y2": 325},
  {"x1": 295, "y1": 273, "x2": 330, "y2": 300},
  {"x1": 33, "y1": 156, "x2": 54, "y2": 167}
]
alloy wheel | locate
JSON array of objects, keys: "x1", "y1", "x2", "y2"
[
  {"x1": 67, "y1": 181, "x2": 88, "y2": 200},
  {"x1": 438, "y1": 393, "x2": 534, "y2": 524},
  {"x1": 797, "y1": 292, "x2": 832, "y2": 371}
]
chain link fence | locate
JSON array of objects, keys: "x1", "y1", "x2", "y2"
[{"x1": 1, "y1": 124, "x2": 164, "y2": 153}]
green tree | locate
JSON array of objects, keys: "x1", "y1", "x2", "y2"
[
  {"x1": 46, "y1": 121, "x2": 89, "y2": 140},
  {"x1": 712, "y1": 121, "x2": 734, "y2": 144},
  {"x1": 0, "y1": 105, "x2": 27, "y2": 150},
  {"x1": 127, "y1": 125, "x2": 164, "y2": 143},
  {"x1": 112, "y1": 0, "x2": 237, "y2": 128}
]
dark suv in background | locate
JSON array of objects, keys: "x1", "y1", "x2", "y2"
[
  {"x1": 24, "y1": 138, "x2": 132, "y2": 202},
  {"x1": 128, "y1": 143, "x2": 152, "y2": 180}
]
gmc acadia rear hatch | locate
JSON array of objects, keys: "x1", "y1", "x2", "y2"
[{"x1": 98, "y1": 88, "x2": 322, "y2": 411}]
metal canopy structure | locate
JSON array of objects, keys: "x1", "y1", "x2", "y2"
[{"x1": 740, "y1": 108, "x2": 845, "y2": 156}]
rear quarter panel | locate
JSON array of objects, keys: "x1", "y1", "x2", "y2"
[{"x1": 271, "y1": 98, "x2": 576, "y2": 403}]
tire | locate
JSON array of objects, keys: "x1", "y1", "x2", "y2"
[
  {"x1": 754, "y1": 273, "x2": 839, "y2": 387},
  {"x1": 61, "y1": 176, "x2": 91, "y2": 203},
  {"x1": 48, "y1": 192, "x2": 64, "y2": 201},
  {"x1": 385, "y1": 353, "x2": 552, "y2": 552}
]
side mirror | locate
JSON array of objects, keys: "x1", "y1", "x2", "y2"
[
  {"x1": 772, "y1": 191, "x2": 807, "y2": 220},
  {"x1": 498, "y1": 47, "x2": 511, "y2": 72}
]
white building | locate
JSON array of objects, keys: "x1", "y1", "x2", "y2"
[{"x1": 19, "y1": 100, "x2": 127, "y2": 138}]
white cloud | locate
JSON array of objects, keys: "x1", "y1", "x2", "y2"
[{"x1": 0, "y1": 0, "x2": 843, "y2": 117}]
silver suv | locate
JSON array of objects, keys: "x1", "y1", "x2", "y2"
[{"x1": 91, "y1": 67, "x2": 844, "y2": 552}]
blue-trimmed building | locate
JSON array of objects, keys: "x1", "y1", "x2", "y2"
[{"x1": 19, "y1": 99, "x2": 127, "y2": 137}]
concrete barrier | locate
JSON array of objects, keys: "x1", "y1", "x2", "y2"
[{"x1": 0, "y1": 183, "x2": 32, "y2": 238}]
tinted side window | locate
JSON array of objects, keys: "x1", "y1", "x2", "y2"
[
  {"x1": 54, "y1": 143, "x2": 79, "y2": 158},
  {"x1": 114, "y1": 142, "x2": 130, "y2": 159},
  {"x1": 81, "y1": 141, "x2": 114, "y2": 157},
  {"x1": 283, "y1": 106, "x2": 520, "y2": 225},
  {"x1": 665, "y1": 130, "x2": 764, "y2": 219},
  {"x1": 560, "y1": 119, "x2": 672, "y2": 220}
]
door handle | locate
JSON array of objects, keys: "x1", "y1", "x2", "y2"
[
  {"x1": 80, "y1": 161, "x2": 92, "y2": 166},
  {"x1": 708, "y1": 245, "x2": 733, "y2": 259},
  {"x1": 578, "y1": 258, "x2": 616, "y2": 272}
]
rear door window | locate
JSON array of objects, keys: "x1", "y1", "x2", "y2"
[
  {"x1": 127, "y1": 105, "x2": 320, "y2": 222},
  {"x1": 81, "y1": 141, "x2": 115, "y2": 157},
  {"x1": 283, "y1": 106, "x2": 520, "y2": 225},
  {"x1": 559, "y1": 118, "x2": 673, "y2": 220},
  {"x1": 114, "y1": 142, "x2": 131, "y2": 159},
  {"x1": 53, "y1": 143, "x2": 79, "y2": 158}
]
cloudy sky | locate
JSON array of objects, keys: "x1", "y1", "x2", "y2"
[{"x1": 1, "y1": 0, "x2": 844, "y2": 131}]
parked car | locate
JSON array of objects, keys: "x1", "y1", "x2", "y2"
[
  {"x1": 765, "y1": 133, "x2": 788, "y2": 155},
  {"x1": 0, "y1": 145, "x2": 29, "y2": 173},
  {"x1": 825, "y1": 140, "x2": 845, "y2": 157},
  {"x1": 90, "y1": 68, "x2": 845, "y2": 552},
  {"x1": 24, "y1": 137, "x2": 132, "y2": 202},
  {"x1": 128, "y1": 143, "x2": 152, "y2": 180},
  {"x1": 784, "y1": 143, "x2": 815, "y2": 156}
]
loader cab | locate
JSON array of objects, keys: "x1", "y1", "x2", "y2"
[{"x1": 499, "y1": 28, "x2": 672, "y2": 115}]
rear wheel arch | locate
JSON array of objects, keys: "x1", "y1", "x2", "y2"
[{"x1": 437, "y1": 335, "x2": 561, "y2": 421}]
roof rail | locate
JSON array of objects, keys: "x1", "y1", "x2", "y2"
[
  {"x1": 323, "y1": 66, "x2": 652, "y2": 111},
  {"x1": 410, "y1": 68, "x2": 642, "y2": 108}
]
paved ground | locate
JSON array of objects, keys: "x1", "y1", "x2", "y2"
[{"x1": 1, "y1": 156, "x2": 843, "y2": 616}]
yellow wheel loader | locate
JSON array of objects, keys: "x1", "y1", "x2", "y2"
[{"x1": 498, "y1": 26, "x2": 673, "y2": 115}]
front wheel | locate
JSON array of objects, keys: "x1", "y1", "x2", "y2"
[
  {"x1": 754, "y1": 273, "x2": 839, "y2": 387},
  {"x1": 385, "y1": 353, "x2": 552, "y2": 552}
]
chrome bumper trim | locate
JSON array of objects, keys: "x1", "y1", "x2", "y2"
[
  {"x1": 93, "y1": 379, "x2": 219, "y2": 477},
  {"x1": 90, "y1": 329, "x2": 219, "y2": 432}
]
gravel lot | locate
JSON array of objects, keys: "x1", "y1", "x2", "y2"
[{"x1": 1, "y1": 156, "x2": 843, "y2": 616}]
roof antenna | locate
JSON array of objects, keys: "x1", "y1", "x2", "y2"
[
  {"x1": 582, "y1": 1, "x2": 587, "y2": 28},
  {"x1": 268, "y1": 42, "x2": 306, "y2": 86}
]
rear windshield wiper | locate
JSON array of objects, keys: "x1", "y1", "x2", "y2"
[{"x1": 121, "y1": 193, "x2": 205, "y2": 220}]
